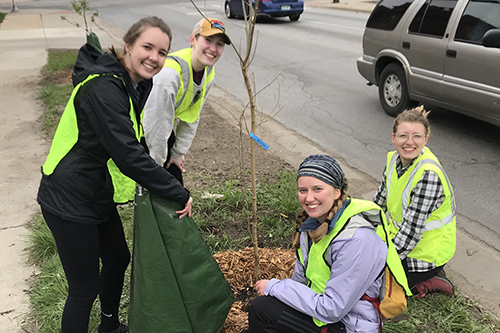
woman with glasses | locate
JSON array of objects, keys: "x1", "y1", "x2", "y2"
[
  {"x1": 142, "y1": 17, "x2": 230, "y2": 183},
  {"x1": 373, "y1": 106, "x2": 457, "y2": 298}
]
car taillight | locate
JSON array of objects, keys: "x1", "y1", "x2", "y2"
[{"x1": 362, "y1": 32, "x2": 365, "y2": 49}]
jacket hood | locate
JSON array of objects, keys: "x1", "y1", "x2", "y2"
[{"x1": 72, "y1": 43, "x2": 131, "y2": 87}]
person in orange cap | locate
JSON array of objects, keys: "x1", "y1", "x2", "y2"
[{"x1": 142, "y1": 17, "x2": 231, "y2": 183}]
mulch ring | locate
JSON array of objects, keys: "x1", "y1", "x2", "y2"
[{"x1": 214, "y1": 247, "x2": 296, "y2": 333}]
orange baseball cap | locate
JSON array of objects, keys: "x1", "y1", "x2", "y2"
[{"x1": 192, "y1": 18, "x2": 231, "y2": 45}]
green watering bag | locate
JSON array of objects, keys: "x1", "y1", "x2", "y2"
[{"x1": 128, "y1": 189, "x2": 234, "y2": 333}]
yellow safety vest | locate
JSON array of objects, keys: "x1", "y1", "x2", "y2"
[
  {"x1": 163, "y1": 48, "x2": 215, "y2": 123},
  {"x1": 297, "y1": 199, "x2": 410, "y2": 327},
  {"x1": 385, "y1": 148, "x2": 456, "y2": 266},
  {"x1": 41, "y1": 74, "x2": 141, "y2": 204}
]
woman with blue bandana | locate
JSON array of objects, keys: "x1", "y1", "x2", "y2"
[{"x1": 246, "y1": 154, "x2": 390, "y2": 333}]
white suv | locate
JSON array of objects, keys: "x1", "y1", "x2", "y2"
[{"x1": 357, "y1": 0, "x2": 500, "y2": 126}]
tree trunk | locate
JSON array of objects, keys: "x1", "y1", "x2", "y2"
[
  {"x1": 11, "y1": 0, "x2": 19, "y2": 12},
  {"x1": 241, "y1": 65, "x2": 261, "y2": 281}
]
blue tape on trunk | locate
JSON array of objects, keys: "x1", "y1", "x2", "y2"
[{"x1": 249, "y1": 132, "x2": 269, "y2": 150}]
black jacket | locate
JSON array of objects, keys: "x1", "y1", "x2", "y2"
[{"x1": 37, "y1": 44, "x2": 190, "y2": 224}]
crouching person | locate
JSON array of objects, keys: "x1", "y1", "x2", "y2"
[
  {"x1": 247, "y1": 154, "x2": 402, "y2": 333},
  {"x1": 373, "y1": 107, "x2": 456, "y2": 298}
]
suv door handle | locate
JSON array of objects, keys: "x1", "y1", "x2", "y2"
[
  {"x1": 447, "y1": 49, "x2": 457, "y2": 58},
  {"x1": 402, "y1": 41, "x2": 411, "y2": 49}
]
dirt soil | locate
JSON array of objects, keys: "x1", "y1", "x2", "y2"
[{"x1": 182, "y1": 102, "x2": 294, "y2": 190}]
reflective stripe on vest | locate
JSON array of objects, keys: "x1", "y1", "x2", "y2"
[
  {"x1": 296, "y1": 198, "x2": 410, "y2": 327},
  {"x1": 41, "y1": 74, "x2": 140, "y2": 204},
  {"x1": 163, "y1": 48, "x2": 214, "y2": 123},
  {"x1": 385, "y1": 148, "x2": 456, "y2": 265},
  {"x1": 401, "y1": 159, "x2": 456, "y2": 231}
]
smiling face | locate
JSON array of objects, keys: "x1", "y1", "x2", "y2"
[
  {"x1": 190, "y1": 34, "x2": 225, "y2": 72},
  {"x1": 391, "y1": 121, "x2": 429, "y2": 166},
  {"x1": 124, "y1": 26, "x2": 170, "y2": 83},
  {"x1": 297, "y1": 176, "x2": 341, "y2": 223}
]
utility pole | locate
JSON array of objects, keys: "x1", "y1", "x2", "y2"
[{"x1": 11, "y1": 0, "x2": 19, "y2": 12}]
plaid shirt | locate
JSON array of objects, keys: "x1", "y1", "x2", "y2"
[{"x1": 373, "y1": 150, "x2": 445, "y2": 272}]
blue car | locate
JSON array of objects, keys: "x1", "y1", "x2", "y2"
[{"x1": 225, "y1": 0, "x2": 304, "y2": 21}]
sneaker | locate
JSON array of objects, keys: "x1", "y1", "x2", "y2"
[
  {"x1": 97, "y1": 323, "x2": 128, "y2": 333},
  {"x1": 416, "y1": 275, "x2": 454, "y2": 298}
]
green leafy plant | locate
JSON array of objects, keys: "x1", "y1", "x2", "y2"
[
  {"x1": 61, "y1": 0, "x2": 98, "y2": 33},
  {"x1": 60, "y1": 0, "x2": 102, "y2": 52}
]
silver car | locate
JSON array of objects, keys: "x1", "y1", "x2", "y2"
[{"x1": 357, "y1": 0, "x2": 500, "y2": 126}]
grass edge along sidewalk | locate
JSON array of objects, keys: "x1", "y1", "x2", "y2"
[{"x1": 27, "y1": 48, "x2": 500, "y2": 333}]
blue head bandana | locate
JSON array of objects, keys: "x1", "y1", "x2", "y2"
[{"x1": 297, "y1": 154, "x2": 345, "y2": 189}]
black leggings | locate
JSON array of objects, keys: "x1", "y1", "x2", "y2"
[
  {"x1": 42, "y1": 208, "x2": 130, "y2": 333},
  {"x1": 247, "y1": 296, "x2": 346, "y2": 333}
]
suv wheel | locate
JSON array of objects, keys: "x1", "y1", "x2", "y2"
[
  {"x1": 225, "y1": 2, "x2": 235, "y2": 18},
  {"x1": 289, "y1": 14, "x2": 300, "y2": 21},
  {"x1": 378, "y1": 63, "x2": 416, "y2": 117}
]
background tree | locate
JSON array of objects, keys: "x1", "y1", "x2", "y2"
[{"x1": 11, "y1": 0, "x2": 19, "y2": 13}]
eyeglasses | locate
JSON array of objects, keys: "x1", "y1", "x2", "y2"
[
  {"x1": 210, "y1": 20, "x2": 226, "y2": 33},
  {"x1": 394, "y1": 133, "x2": 426, "y2": 142}
]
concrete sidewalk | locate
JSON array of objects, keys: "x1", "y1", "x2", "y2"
[{"x1": 1, "y1": 2, "x2": 499, "y2": 333}]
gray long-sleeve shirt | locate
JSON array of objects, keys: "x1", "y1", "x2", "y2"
[{"x1": 143, "y1": 65, "x2": 213, "y2": 166}]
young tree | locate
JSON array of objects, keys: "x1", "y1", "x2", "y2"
[
  {"x1": 191, "y1": 0, "x2": 288, "y2": 282},
  {"x1": 237, "y1": 3, "x2": 264, "y2": 282},
  {"x1": 61, "y1": 0, "x2": 101, "y2": 52}
]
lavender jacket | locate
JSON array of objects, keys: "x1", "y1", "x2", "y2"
[{"x1": 264, "y1": 215, "x2": 388, "y2": 333}]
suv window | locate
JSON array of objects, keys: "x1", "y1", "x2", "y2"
[
  {"x1": 366, "y1": 0, "x2": 414, "y2": 31},
  {"x1": 408, "y1": 0, "x2": 458, "y2": 37},
  {"x1": 455, "y1": 0, "x2": 500, "y2": 43}
]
